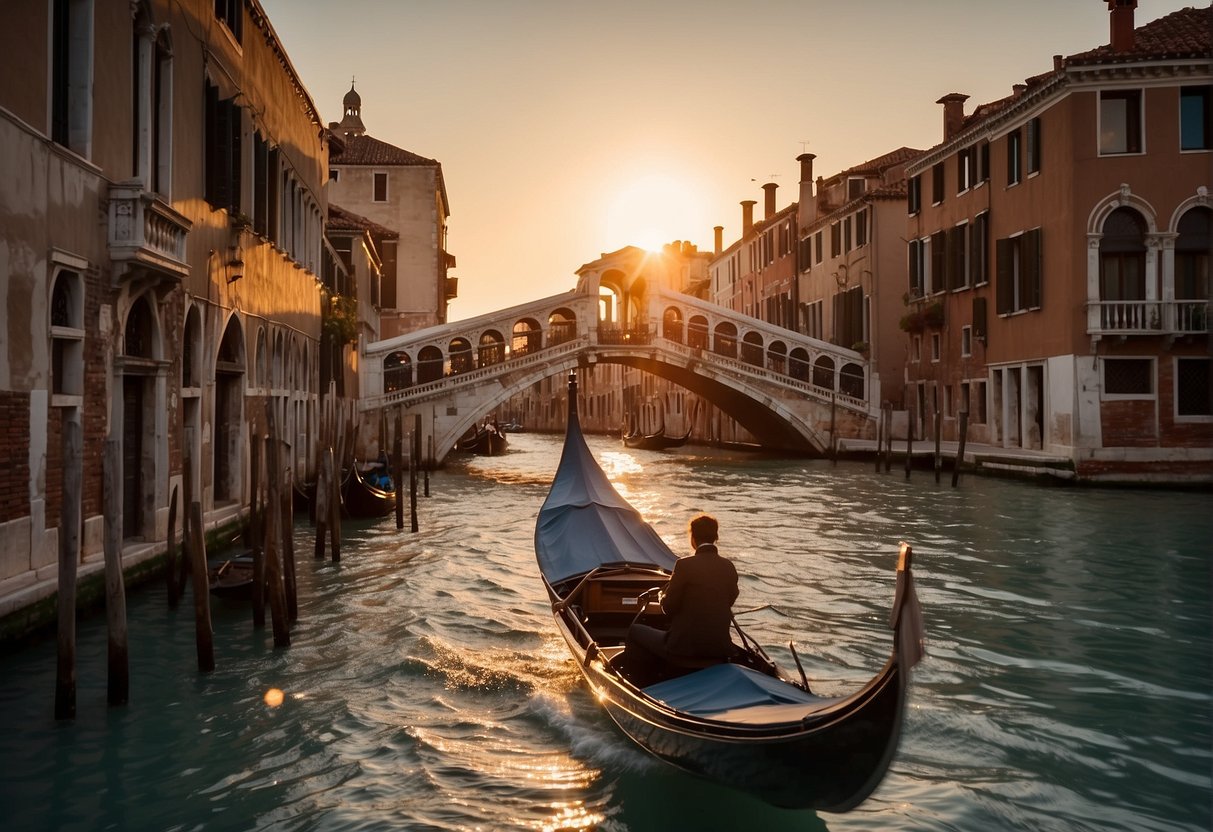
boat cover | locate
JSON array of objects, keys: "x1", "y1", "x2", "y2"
[
  {"x1": 642, "y1": 663, "x2": 829, "y2": 724},
  {"x1": 535, "y1": 380, "x2": 679, "y2": 586}
]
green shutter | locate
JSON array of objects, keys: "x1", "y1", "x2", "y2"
[{"x1": 1024, "y1": 228, "x2": 1042, "y2": 309}]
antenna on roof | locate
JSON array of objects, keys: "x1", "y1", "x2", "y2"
[{"x1": 799, "y1": 140, "x2": 811, "y2": 153}]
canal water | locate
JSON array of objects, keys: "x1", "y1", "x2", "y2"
[{"x1": 0, "y1": 432, "x2": 1209, "y2": 832}]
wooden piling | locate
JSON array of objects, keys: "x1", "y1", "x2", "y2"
[
  {"x1": 264, "y1": 406, "x2": 291, "y2": 647},
  {"x1": 314, "y1": 442, "x2": 329, "y2": 560},
  {"x1": 187, "y1": 500, "x2": 214, "y2": 673},
  {"x1": 327, "y1": 446, "x2": 341, "y2": 562},
  {"x1": 166, "y1": 485, "x2": 179, "y2": 608},
  {"x1": 829, "y1": 392, "x2": 837, "y2": 465},
  {"x1": 179, "y1": 453, "x2": 193, "y2": 602},
  {"x1": 934, "y1": 411, "x2": 942, "y2": 484},
  {"x1": 883, "y1": 405, "x2": 893, "y2": 473},
  {"x1": 411, "y1": 415, "x2": 421, "y2": 533},
  {"x1": 395, "y1": 413, "x2": 405, "y2": 530},
  {"x1": 251, "y1": 433, "x2": 265, "y2": 628},
  {"x1": 952, "y1": 410, "x2": 970, "y2": 488},
  {"x1": 102, "y1": 438, "x2": 129, "y2": 706},
  {"x1": 874, "y1": 405, "x2": 883, "y2": 473},
  {"x1": 424, "y1": 435, "x2": 431, "y2": 497},
  {"x1": 905, "y1": 409, "x2": 915, "y2": 480},
  {"x1": 54, "y1": 419, "x2": 81, "y2": 720},
  {"x1": 282, "y1": 463, "x2": 298, "y2": 624}
]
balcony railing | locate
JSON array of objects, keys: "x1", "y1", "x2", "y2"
[
  {"x1": 1087, "y1": 300, "x2": 1210, "y2": 336},
  {"x1": 108, "y1": 180, "x2": 191, "y2": 281}
]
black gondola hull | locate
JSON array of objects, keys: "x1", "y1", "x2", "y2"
[{"x1": 341, "y1": 467, "x2": 396, "y2": 518}]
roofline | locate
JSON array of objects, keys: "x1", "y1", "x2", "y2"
[{"x1": 247, "y1": 0, "x2": 324, "y2": 129}]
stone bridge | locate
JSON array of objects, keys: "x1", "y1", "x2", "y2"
[{"x1": 359, "y1": 286, "x2": 877, "y2": 465}]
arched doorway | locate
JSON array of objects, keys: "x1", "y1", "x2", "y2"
[
  {"x1": 741, "y1": 331, "x2": 764, "y2": 366},
  {"x1": 713, "y1": 322, "x2": 738, "y2": 358},
  {"x1": 478, "y1": 330, "x2": 505, "y2": 367},
  {"x1": 548, "y1": 308, "x2": 577, "y2": 346},
  {"x1": 213, "y1": 315, "x2": 245, "y2": 504},
  {"x1": 512, "y1": 318, "x2": 541, "y2": 356},
  {"x1": 687, "y1": 315, "x2": 709, "y2": 350},
  {"x1": 449, "y1": 337, "x2": 473, "y2": 374},
  {"x1": 663, "y1": 307, "x2": 684, "y2": 343},
  {"x1": 417, "y1": 345, "x2": 444, "y2": 383},
  {"x1": 813, "y1": 355, "x2": 835, "y2": 390},
  {"x1": 384, "y1": 351, "x2": 413, "y2": 392},
  {"x1": 122, "y1": 294, "x2": 158, "y2": 538}
]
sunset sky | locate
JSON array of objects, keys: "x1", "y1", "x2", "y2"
[{"x1": 259, "y1": 0, "x2": 1198, "y2": 321}]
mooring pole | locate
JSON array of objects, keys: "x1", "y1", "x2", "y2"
[
  {"x1": 282, "y1": 463, "x2": 297, "y2": 624},
  {"x1": 327, "y1": 446, "x2": 341, "y2": 562},
  {"x1": 411, "y1": 414, "x2": 421, "y2": 533},
  {"x1": 314, "y1": 442, "x2": 329, "y2": 560},
  {"x1": 424, "y1": 435, "x2": 431, "y2": 497},
  {"x1": 953, "y1": 410, "x2": 970, "y2": 488},
  {"x1": 395, "y1": 411, "x2": 405, "y2": 531},
  {"x1": 264, "y1": 406, "x2": 291, "y2": 647},
  {"x1": 874, "y1": 404, "x2": 883, "y2": 473},
  {"x1": 55, "y1": 419, "x2": 81, "y2": 720},
  {"x1": 166, "y1": 485, "x2": 179, "y2": 607},
  {"x1": 188, "y1": 499, "x2": 214, "y2": 672},
  {"x1": 829, "y1": 392, "x2": 837, "y2": 465},
  {"x1": 883, "y1": 405, "x2": 894, "y2": 473},
  {"x1": 102, "y1": 438, "x2": 129, "y2": 706},
  {"x1": 934, "y1": 410, "x2": 942, "y2": 484},
  {"x1": 905, "y1": 408, "x2": 915, "y2": 480},
  {"x1": 251, "y1": 432, "x2": 265, "y2": 628}
]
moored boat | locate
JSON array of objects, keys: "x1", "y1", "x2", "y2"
[
  {"x1": 340, "y1": 463, "x2": 396, "y2": 518},
  {"x1": 458, "y1": 422, "x2": 509, "y2": 455},
  {"x1": 208, "y1": 555, "x2": 255, "y2": 601},
  {"x1": 535, "y1": 371, "x2": 924, "y2": 811}
]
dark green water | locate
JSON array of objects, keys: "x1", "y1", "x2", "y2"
[{"x1": 1, "y1": 432, "x2": 1209, "y2": 831}]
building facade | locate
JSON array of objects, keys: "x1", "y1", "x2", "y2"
[
  {"x1": 326, "y1": 87, "x2": 455, "y2": 340},
  {"x1": 795, "y1": 147, "x2": 924, "y2": 409},
  {"x1": 902, "y1": 2, "x2": 1210, "y2": 480},
  {"x1": 0, "y1": 0, "x2": 329, "y2": 621}
]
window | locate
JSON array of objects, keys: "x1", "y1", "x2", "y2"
[
  {"x1": 1027, "y1": 117, "x2": 1042, "y2": 175},
  {"x1": 930, "y1": 332, "x2": 941, "y2": 362},
  {"x1": 960, "y1": 381, "x2": 970, "y2": 416},
  {"x1": 814, "y1": 230, "x2": 823, "y2": 265},
  {"x1": 373, "y1": 171, "x2": 388, "y2": 202},
  {"x1": 908, "y1": 239, "x2": 924, "y2": 298},
  {"x1": 51, "y1": 0, "x2": 93, "y2": 157},
  {"x1": 1006, "y1": 129, "x2": 1022, "y2": 185},
  {"x1": 1175, "y1": 358, "x2": 1211, "y2": 418},
  {"x1": 961, "y1": 325, "x2": 972, "y2": 357},
  {"x1": 995, "y1": 228, "x2": 1043, "y2": 314},
  {"x1": 847, "y1": 177, "x2": 865, "y2": 200},
  {"x1": 930, "y1": 230, "x2": 946, "y2": 294},
  {"x1": 843, "y1": 217, "x2": 852, "y2": 253},
  {"x1": 948, "y1": 223, "x2": 968, "y2": 291},
  {"x1": 214, "y1": 0, "x2": 242, "y2": 43},
  {"x1": 132, "y1": 16, "x2": 172, "y2": 196},
  {"x1": 1180, "y1": 86, "x2": 1212, "y2": 151},
  {"x1": 908, "y1": 175, "x2": 921, "y2": 214},
  {"x1": 978, "y1": 141, "x2": 990, "y2": 184},
  {"x1": 830, "y1": 222, "x2": 841, "y2": 258},
  {"x1": 932, "y1": 163, "x2": 944, "y2": 204},
  {"x1": 957, "y1": 146, "x2": 975, "y2": 193},
  {"x1": 1175, "y1": 207, "x2": 1210, "y2": 304},
  {"x1": 1100, "y1": 89, "x2": 1142, "y2": 154},
  {"x1": 50, "y1": 269, "x2": 84, "y2": 399},
  {"x1": 1099, "y1": 208, "x2": 1146, "y2": 301},
  {"x1": 970, "y1": 212, "x2": 990, "y2": 285},
  {"x1": 855, "y1": 208, "x2": 868, "y2": 247},
  {"x1": 1102, "y1": 358, "x2": 1153, "y2": 398},
  {"x1": 329, "y1": 168, "x2": 340, "y2": 181},
  {"x1": 912, "y1": 335, "x2": 922, "y2": 363},
  {"x1": 204, "y1": 80, "x2": 242, "y2": 212},
  {"x1": 973, "y1": 380, "x2": 988, "y2": 423}
]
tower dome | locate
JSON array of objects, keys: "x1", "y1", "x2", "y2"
[{"x1": 338, "y1": 82, "x2": 366, "y2": 137}]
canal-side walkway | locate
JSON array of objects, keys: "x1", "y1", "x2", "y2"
[{"x1": 835, "y1": 437, "x2": 1077, "y2": 480}]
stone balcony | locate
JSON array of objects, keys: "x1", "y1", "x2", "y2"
[
  {"x1": 108, "y1": 180, "x2": 192, "y2": 283},
  {"x1": 1087, "y1": 299, "x2": 1209, "y2": 337}
]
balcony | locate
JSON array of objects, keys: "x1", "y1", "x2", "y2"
[
  {"x1": 445, "y1": 276, "x2": 458, "y2": 300},
  {"x1": 108, "y1": 180, "x2": 192, "y2": 283},
  {"x1": 1087, "y1": 300, "x2": 1209, "y2": 337}
]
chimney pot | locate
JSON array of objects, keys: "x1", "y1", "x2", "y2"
[
  {"x1": 1107, "y1": 0, "x2": 1137, "y2": 53},
  {"x1": 741, "y1": 200, "x2": 756, "y2": 236},
  {"x1": 713, "y1": 226, "x2": 723, "y2": 255},
  {"x1": 797, "y1": 153, "x2": 816, "y2": 185},
  {"x1": 762, "y1": 182, "x2": 778, "y2": 220},
  {"x1": 936, "y1": 93, "x2": 970, "y2": 142}
]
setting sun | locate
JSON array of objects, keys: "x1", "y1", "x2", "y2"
[{"x1": 603, "y1": 171, "x2": 709, "y2": 254}]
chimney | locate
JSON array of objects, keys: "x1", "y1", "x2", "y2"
[
  {"x1": 936, "y1": 93, "x2": 970, "y2": 142},
  {"x1": 713, "y1": 225, "x2": 723, "y2": 255},
  {"x1": 762, "y1": 182, "x2": 778, "y2": 220},
  {"x1": 797, "y1": 153, "x2": 817, "y2": 226},
  {"x1": 1108, "y1": 0, "x2": 1137, "y2": 53},
  {"x1": 741, "y1": 200, "x2": 756, "y2": 236},
  {"x1": 1053, "y1": 54, "x2": 1064, "y2": 71}
]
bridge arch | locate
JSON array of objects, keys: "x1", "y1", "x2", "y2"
[
  {"x1": 384, "y1": 350, "x2": 412, "y2": 392},
  {"x1": 741, "y1": 331, "x2": 763, "y2": 367},
  {"x1": 713, "y1": 322, "x2": 738, "y2": 358},
  {"x1": 449, "y1": 337, "x2": 473, "y2": 374},
  {"x1": 512, "y1": 318, "x2": 542, "y2": 356},
  {"x1": 478, "y1": 330, "x2": 506, "y2": 367},
  {"x1": 548, "y1": 308, "x2": 577, "y2": 346},
  {"x1": 417, "y1": 345, "x2": 443, "y2": 383}
]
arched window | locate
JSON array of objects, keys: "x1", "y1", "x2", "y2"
[
  {"x1": 1100, "y1": 207, "x2": 1147, "y2": 301},
  {"x1": 839, "y1": 362, "x2": 865, "y2": 398},
  {"x1": 449, "y1": 337, "x2": 473, "y2": 374},
  {"x1": 767, "y1": 340, "x2": 788, "y2": 375},
  {"x1": 51, "y1": 270, "x2": 84, "y2": 397},
  {"x1": 255, "y1": 326, "x2": 269, "y2": 388},
  {"x1": 713, "y1": 322, "x2": 737, "y2": 358},
  {"x1": 182, "y1": 306, "x2": 201, "y2": 388},
  {"x1": 662, "y1": 307, "x2": 683, "y2": 343},
  {"x1": 687, "y1": 315, "x2": 709, "y2": 350},
  {"x1": 741, "y1": 331, "x2": 764, "y2": 366},
  {"x1": 548, "y1": 309, "x2": 577, "y2": 347},
  {"x1": 1175, "y1": 207, "x2": 1210, "y2": 303},
  {"x1": 512, "y1": 318, "x2": 541, "y2": 356},
  {"x1": 813, "y1": 355, "x2": 835, "y2": 390},
  {"x1": 384, "y1": 351, "x2": 412, "y2": 392},
  {"x1": 124, "y1": 296, "x2": 154, "y2": 358},
  {"x1": 417, "y1": 346, "x2": 443, "y2": 384},
  {"x1": 789, "y1": 347, "x2": 811, "y2": 382},
  {"x1": 478, "y1": 330, "x2": 505, "y2": 367}
]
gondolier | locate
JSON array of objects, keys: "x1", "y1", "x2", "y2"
[{"x1": 624, "y1": 514, "x2": 738, "y2": 683}]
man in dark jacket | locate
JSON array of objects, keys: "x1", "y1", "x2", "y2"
[{"x1": 624, "y1": 514, "x2": 738, "y2": 683}]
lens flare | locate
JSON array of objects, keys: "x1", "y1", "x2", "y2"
[{"x1": 263, "y1": 687, "x2": 285, "y2": 708}]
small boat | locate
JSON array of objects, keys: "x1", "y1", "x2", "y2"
[
  {"x1": 340, "y1": 462, "x2": 396, "y2": 518},
  {"x1": 208, "y1": 555, "x2": 254, "y2": 601},
  {"x1": 458, "y1": 422, "x2": 509, "y2": 455},
  {"x1": 535, "y1": 371, "x2": 924, "y2": 811},
  {"x1": 622, "y1": 422, "x2": 692, "y2": 451}
]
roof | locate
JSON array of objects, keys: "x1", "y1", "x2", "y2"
[
  {"x1": 329, "y1": 133, "x2": 439, "y2": 167},
  {"x1": 1065, "y1": 5, "x2": 1212, "y2": 66},
  {"x1": 832, "y1": 146, "x2": 925, "y2": 181},
  {"x1": 327, "y1": 204, "x2": 398, "y2": 239}
]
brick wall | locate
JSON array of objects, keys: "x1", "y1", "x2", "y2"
[{"x1": 0, "y1": 391, "x2": 31, "y2": 522}]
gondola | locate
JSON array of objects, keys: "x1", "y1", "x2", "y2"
[
  {"x1": 535, "y1": 371, "x2": 924, "y2": 811},
  {"x1": 340, "y1": 462, "x2": 396, "y2": 518},
  {"x1": 208, "y1": 555, "x2": 254, "y2": 601},
  {"x1": 458, "y1": 423, "x2": 509, "y2": 455},
  {"x1": 622, "y1": 422, "x2": 693, "y2": 451}
]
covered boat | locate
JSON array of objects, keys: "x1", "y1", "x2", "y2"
[
  {"x1": 535, "y1": 371, "x2": 924, "y2": 811},
  {"x1": 340, "y1": 462, "x2": 396, "y2": 519}
]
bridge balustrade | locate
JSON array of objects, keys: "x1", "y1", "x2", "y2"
[{"x1": 597, "y1": 326, "x2": 651, "y2": 346}]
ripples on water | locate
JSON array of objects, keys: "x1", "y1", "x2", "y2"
[{"x1": 0, "y1": 432, "x2": 1209, "y2": 832}]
